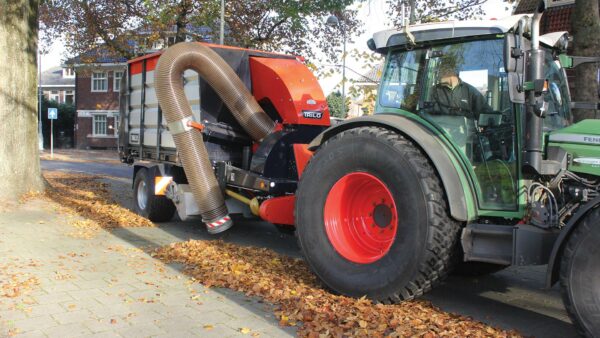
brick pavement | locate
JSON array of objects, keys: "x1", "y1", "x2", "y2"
[{"x1": 0, "y1": 199, "x2": 295, "y2": 338}]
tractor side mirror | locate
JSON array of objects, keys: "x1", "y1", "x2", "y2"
[
  {"x1": 505, "y1": 33, "x2": 527, "y2": 104},
  {"x1": 504, "y1": 34, "x2": 517, "y2": 73}
]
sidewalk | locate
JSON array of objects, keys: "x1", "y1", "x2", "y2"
[
  {"x1": 40, "y1": 149, "x2": 121, "y2": 165},
  {"x1": 0, "y1": 198, "x2": 294, "y2": 338}
]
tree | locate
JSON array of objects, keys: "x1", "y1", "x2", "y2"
[
  {"x1": 221, "y1": 1, "x2": 361, "y2": 62},
  {"x1": 0, "y1": 0, "x2": 46, "y2": 198},
  {"x1": 39, "y1": 0, "x2": 363, "y2": 64},
  {"x1": 571, "y1": 0, "x2": 600, "y2": 121},
  {"x1": 40, "y1": 0, "x2": 146, "y2": 60},
  {"x1": 327, "y1": 91, "x2": 348, "y2": 119},
  {"x1": 386, "y1": 0, "x2": 487, "y2": 25},
  {"x1": 142, "y1": 0, "x2": 218, "y2": 45}
]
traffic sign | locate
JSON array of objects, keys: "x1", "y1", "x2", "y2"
[{"x1": 48, "y1": 108, "x2": 58, "y2": 120}]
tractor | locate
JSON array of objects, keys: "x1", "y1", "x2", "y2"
[{"x1": 121, "y1": 1, "x2": 600, "y2": 335}]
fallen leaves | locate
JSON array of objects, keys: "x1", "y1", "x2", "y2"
[
  {"x1": 6, "y1": 328, "x2": 21, "y2": 336},
  {"x1": 54, "y1": 271, "x2": 75, "y2": 281},
  {"x1": 0, "y1": 261, "x2": 41, "y2": 299},
  {"x1": 154, "y1": 240, "x2": 522, "y2": 338},
  {"x1": 40, "y1": 171, "x2": 155, "y2": 238}
]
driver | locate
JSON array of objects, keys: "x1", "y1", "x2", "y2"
[{"x1": 429, "y1": 59, "x2": 492, "y2": 120}]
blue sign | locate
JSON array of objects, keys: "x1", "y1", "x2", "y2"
[{"x1": 48, "y1": 108, "x2": 58, "y2": 120}]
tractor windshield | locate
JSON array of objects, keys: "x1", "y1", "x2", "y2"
[{"x1": 380, "y1": 38, "x2": 518, "y2": 210}]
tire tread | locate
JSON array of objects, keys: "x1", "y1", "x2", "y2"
[
  {"x1": 297, "y1": 126, "x2": 461, "y2": 303},
  {"x1": 559, "y1": 207, "x2": 600, "y2": 337}
]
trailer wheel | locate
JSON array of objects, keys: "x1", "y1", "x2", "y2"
[
  {"x1": 296, "y1": 127, "x2": 461, "y2": 302},
  {"x1": 133, "y1": 168, "x2": 176, "y2": 222},
  {"x1": 560, "y1": 207, "x2": 600, "y2": 337}
]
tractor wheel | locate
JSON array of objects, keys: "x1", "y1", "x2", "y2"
[
  {"x1": 133, "y1": 168, "x2": 176, "y2": 222},
  {"x1": 560, "y1": 207, "x2": 600, "y2": 337},
  {"x1": 296, "y1": 126, "x2": 461, "y2": 302}
]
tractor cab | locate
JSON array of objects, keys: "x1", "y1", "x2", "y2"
[{"x1": 369, "y1": 15, "x2": 572, "y2": 212}]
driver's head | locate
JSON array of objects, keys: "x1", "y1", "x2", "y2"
[{"x1": 438, "y1": 57, "x2": 459, "y2": 87}]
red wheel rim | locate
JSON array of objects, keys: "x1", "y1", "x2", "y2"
[{"x1": 324, "y1": 172, "x2": 398, "y2": 264}]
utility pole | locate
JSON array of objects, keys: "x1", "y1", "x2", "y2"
[
  {"x1": 220, "y1": 0, "x2": 225, "y2": 44},
  {"x1": 38, "y1": 48, "x2": 44, "y2": 151},
  {"x1": 326, "y1": 15, "x2": 347, "y2": 118},
  {"x1": 341, "y1": 26, "x2": 346, "y2": 118}
]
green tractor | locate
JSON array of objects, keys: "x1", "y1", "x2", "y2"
[{"x1": 295, "y1": 2, "x2": 600, "y2": 336}]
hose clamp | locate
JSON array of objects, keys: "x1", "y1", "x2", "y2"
[{"x1": 167, "y1": 116, "x2": 194, "y2": 135}]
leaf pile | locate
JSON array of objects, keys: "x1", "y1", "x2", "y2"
[
  {"x1": 154, "y1": 240, "x2": 522, "y2": 338},
  {"x1": 41, "y1": 171, "x2": 154, "y2": 237}
]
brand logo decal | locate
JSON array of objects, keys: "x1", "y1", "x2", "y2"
[
  {"x1": 573, "y1": 157, "x2": 600, "y2": 166},
  {"x1": 303, "y1": 110, "x2": 323, "y2": 119},
  {"x1": 549, "y1": 133, "x2": 600, "y2": 145},
  {"x1": 583, "y1": 136, "x2": 600, "y2": 144}
]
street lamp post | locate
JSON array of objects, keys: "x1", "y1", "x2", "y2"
[{"x1": 326, "y1": 15, "x2": 347, "y2": 118}]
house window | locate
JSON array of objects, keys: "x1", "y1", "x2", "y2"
[
  {"x1": 65, "y1": 90, "x2": 74, "y2": 104},
  {"x1": 93, "y1": 114, "x2": 107, "y2": 135},
  {"x1": 113, "y1": 71, "x2": 123, "y2": 92},
  {"x1": 63, "y1": 68, "x2": 75, "y2": 78},
  {"x1": 114, "y1": 114, "x2": 120, "y2": 136},
  {"x1": 49, "y1": 90, "x2": 60, "y2": 102},
  {"x1": 92, "y1": 72, "x2": 108, "y2": 92},
  {"x1": 152, "y1": 39, "x2": 164, "y2": 50}
]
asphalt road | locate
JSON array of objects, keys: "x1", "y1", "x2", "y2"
[
  {"x1": 42, "y1": 159, "x2": 578, "y2": 338},
  {"x1": 41, "y1": 160, "x2": 132, "y2": 179}
]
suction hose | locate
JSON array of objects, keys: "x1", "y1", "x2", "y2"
[{"x1": 154, "y1": 42, "x2": 275, "y2": 234}]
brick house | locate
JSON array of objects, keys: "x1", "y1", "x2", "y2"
[
  {"x1": 69, "y1": 51, "x2": 127, "y2": 149},
  {"x1": 39, "y1": 66, "x2": 75, "y2": 105},
  {"x1": 514, "y1": 0, "x2": 600, "y2": 96},
  {"x1": 514, "y1": 0, "x2": 576, "y2": 30}
]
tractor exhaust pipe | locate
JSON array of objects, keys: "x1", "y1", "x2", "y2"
[
  {"x1": 154, "y1": 42, "x2": 275, "y2": 234},
  {"x1": 523, "y1": 0, "x2": 546, "y2": 175}
]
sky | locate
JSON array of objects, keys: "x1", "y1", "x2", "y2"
[{"x1": 40, "y1": 0, "x2": 513, "y2": 94}]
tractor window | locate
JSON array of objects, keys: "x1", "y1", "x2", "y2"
[
  {"x1": 379, "y1": 49, "x2": 426, "y2": 112},
  {"x1": 543, "y1": 51, "x2": 571, "y2": 131},
  {"x1": 419, "y1": 39, "x2": 517, "y2": 210}
]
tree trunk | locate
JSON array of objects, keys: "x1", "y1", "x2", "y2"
[
  {"x1": 175, "y1": 1, "x2": 191, "y2": 44},
  {"x1": 0, "y1": 0, "x2": 45, "y2": 199},
  {"x1": 572, "y1": 0, "x2": 600, "y2": 121},
  {"x1": 409, "y1": 0, "x2": 417, "y2": 24}
]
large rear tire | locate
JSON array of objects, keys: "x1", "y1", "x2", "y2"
[
  {"x1": 296, "y1": 127, "x2": 461, "y2": 302},
  {"x1": 133, "y1": 168, "x2": 176, "y2": 222},
  {"x1": 560, "y1": 207, "x2": 600, "y2": 337}
]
